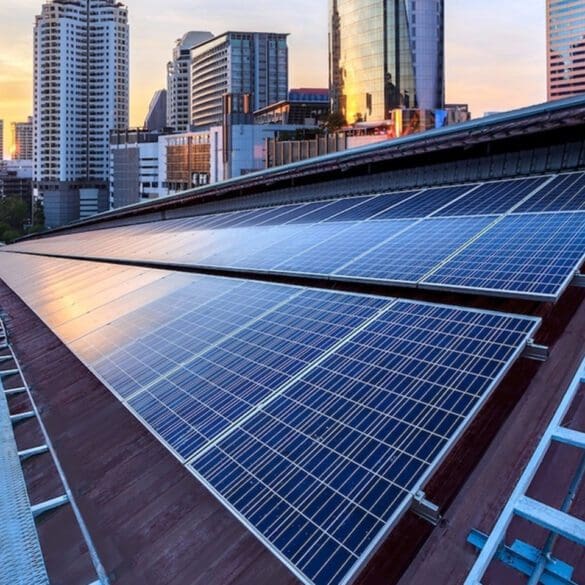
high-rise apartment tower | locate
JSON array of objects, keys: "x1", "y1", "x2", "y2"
[
  {"x1": 11, "y1": 117, "x2": 34, "y2": 160},
  {"x1": 329, "y1": 0, "x2": 444, "y2": 123},
  {"x1": 34, "y1": 0, "x2": 129, "y2": 227},
  {"x1": 190, "y1": 32, "x2": 289, "y2": 128},
  {"x1": 547, "y1": 0, "x2": 585, "y2": 100},
  {"x1": 167, "y1": 31, "x2": 214, "y2": 131}
]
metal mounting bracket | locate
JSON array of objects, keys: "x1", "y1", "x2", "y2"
[
  {"x1": 411, "y1": 491, "x2": 441, "y2": 525},
  {"x1": 523, "y1": 341, "x2": 549, "y2": 362}
]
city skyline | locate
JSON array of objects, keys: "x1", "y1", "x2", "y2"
[{"x1": 0, "y1": 0, "x2": 546, "y2": 157}]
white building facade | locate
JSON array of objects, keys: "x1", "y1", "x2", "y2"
[
  {"x1": 191, "y1": 32, "x2": 289, "y2": 128},
  {"x1": 166, "y1": 31, "x2": 214, "y2": 131},
  {"x1": 34, "y1": 0, "x2": 129, "y2": 227}
]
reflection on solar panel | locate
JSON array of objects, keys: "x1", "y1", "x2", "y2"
[
  {"x1": 0, "y1": 253, "x2": 540, "y2": 585},
  {"x1": 191, "y1": 302, "x2": 540, "y2": 585},
  {"x1": 423, "y1": 212, "x2": 585, "y2": 299},
  {"x1": 514, "y1": 172, "x2": 585, "y2": 213},
  {"x1": 432, "y1": 177, "x2": 549, "y2": 217},
  {"x1": 336, "y1": 216, "x2": 497, "y2": 283},
  {"x1": 5, "y1": 172, "x2": 585, "y2": 301}
]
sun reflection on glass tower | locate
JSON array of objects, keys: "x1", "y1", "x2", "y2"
[
  {"x1": 547, "y1": 0, "x2": 585, "y2": 100},
  {"x1": 330, "y1": 0, "x2": 444, "y2": 123}
]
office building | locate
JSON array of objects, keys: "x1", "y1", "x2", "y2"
[
  {"x1": 191, "y1": 32, "x2": 289, "y2": 128},
  {"x1": 0, "y1": 120, "x2": 4, "y2": 161},
  {"x1": 144, "y1": 90, "x2": 168, "y2": 132},
  {"x1": 34, "y1": 0, "x2": 129, "y2": 227},
  {"x1": 547, "y1": 0, "x2": 585, "y2": 100},
  {"x1": 167, "y1": 31, "x2": 214, "y2": 131},
  {"x1": 330, "y1": 0, "x2": 444, "y2": 123},
  {"x1": 11, "y1": 117, "x2": 34, "y2": 161},
  {"x1": 110, "y1": 129, "x2": 164, "y2": 209},
  {"x1": 254, "y1": 88, "x2": 330, "y2": 125}
]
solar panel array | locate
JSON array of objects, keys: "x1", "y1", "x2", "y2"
[
  {"x1": 0, "y1": 253, "x2": 540, "y2": 585},
  {"x1": 6, "y1": 171, "x2": 585, "y2": 301}
]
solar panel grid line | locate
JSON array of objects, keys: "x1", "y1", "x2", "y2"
[
  {"x1": 120, "y1": 290, "x2": 394, "y2": 459},
  {"x1": 319, "y1": 190, "x2": 423, "y2": 223},
  {"x1": 428, "y1": 176, "x2": 553, "y2": 219},
  {"x1": 421, "y1": 212, "x2": 585, "y2": 301},
  {"x1": 366, "y1": 183, "x2": 479, "y2": 221},
  {"x1": 337, "y1": 313, "x2": 541, "y2": 585},
  {"x1": 191, "y1": 423, "x2": 393, "y2": 571},
  {"x1": 184, "y1": 299, "x2": 397, "y2": 466},
  {"x1": 185, "y1": 464, "x2": 319, "y2": 585},
  {"x1": 401, "y1": 176, "x2": 556, "y2": 287},
  {"x1": 270, "y1": 220, "x2": 417, "y2": 277},
  {"x1": 118, "y1": 285, "x2": 306, "y2": 405},
  {"x1": 513, "y1": 170, "x2": 585, "y2": 213},
  {"x1": 190, "y1": 302, "x2": 540, "y2": 585}
]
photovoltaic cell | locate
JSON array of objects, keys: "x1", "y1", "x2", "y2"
[
  {"x1": 423, "y1": 212, "x2": 585, "y2": 298},
  {"x1": 336, "y1": 216, "x2": 496, "y2": 284},
  {"x1": 433, "y1": 177, "x2": 549, "y2": 217},
  {"x1": 0, "y1": 254, "x2": 541, "y2": 585},
  {"x1": 323, "y1": 190, "x2": 421, "y2": 222},
  {"x1": 513, "y1": 172, "x2": 585, "y2": 213},
  {"x1": 274, "y1": 220, "x2": 415, "y2": 275},
  {"x1": 192, "y1": 301, "x2": 539, "y2": 585},
  {"x1": 371, "y1": 185, "x2": 475, "y2": 219}
]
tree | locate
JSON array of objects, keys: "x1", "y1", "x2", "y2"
[
  {"x1": 323, "y1": 111, "x2": 346, "y2": 133},
  {"x1": 0, "y1": 198, "x2": 28, "y2": 231}
]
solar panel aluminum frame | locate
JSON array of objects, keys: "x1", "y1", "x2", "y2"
[
  {"x1": 181, "y1": 302, "x2": 541, "y2": 585},
  {"x1": 0, "y1": 257, "x2": 544, "y2": 585},
  {"x1": 420, "y1": 247, "x2": 585, "y2": 303}
]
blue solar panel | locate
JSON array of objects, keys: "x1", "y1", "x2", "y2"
[
  {"x1": 372, "y1": 185, "x2": 475, "y2": 219},
  {"x1": 7, "y1": 173, "x2": 585, "y2": 302},
  {"x1": 74, "y1": 279, "x2": 296, "y2": 398},
  {"x1": 286, "y1": 197, "x2": 375, "y2": 224},
  {"x1": 513, "y1": 172, "x2": 585, "y2": 213},
  {"x1": 323, "y1": 190, "x2": 421, "y2": 222},
  {"x1": 423, "y1": 212, "x2": 585, "y2": 299},
  {"x1": 191, "y1": 301, "x2": 539, "y2": 585},
  {"x1": 433, "y1": 177, "x2": 549, "y2": 217},
  {"x1": 336, "y1": 216, "x2": 496, "y2": 284},
  {"x1": 127, "y1": 289, "x2": 391, "y2": 459},
  {"x1": 274, "y1": 220, "x2": 415, "y2": 275}
]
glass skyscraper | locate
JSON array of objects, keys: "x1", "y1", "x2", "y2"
[
  {"x1": 547, "y1": 0, "x2": 585, "y2": 100},
  {"x1": 329, "y1": 0, "x2": 444, "y2": 123}
]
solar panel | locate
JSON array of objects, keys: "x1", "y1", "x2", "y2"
[
  {"x1": 191, "y1": 301, "x2": 540, "y2": 585},
  {"x1": 127, "y1": 289, "x2": 390, "y2": 459},
  {"x1": 371, "y1": 185, "x2": 474, "y2": 219},
  {"x1": 336, "y1": 216, "x2": 497, "y2": 284},
  {"x1": 274, "y1": 220, "x2": 416, "y2": 276},
  {"x1": 513, "y1": 172, "x2": 585, "y2": 213},
  {"x1": 0, "y1": 253, "x2": 540, "y2": 585},
  {"x1": 422, "y1": 212, "x2": 585, "y2": 299},
  {"x1": 6, "y1": 172, "x2": 585, "y2": 302},
  {"x1": 432, "y1": 177, "x2": 550, "y2": 217}
]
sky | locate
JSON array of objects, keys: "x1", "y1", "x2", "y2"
[{"x1": 0, "y1": 0, "x2": 546, "y2": 158}]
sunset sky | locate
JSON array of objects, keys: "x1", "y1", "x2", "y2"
[{"x1": 0, "y1": 0, "x2": 546, "y2": 158}]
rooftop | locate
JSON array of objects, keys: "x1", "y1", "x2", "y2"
[{"x1": 1, "y1": 96, "x2": 585, "y2": 584}]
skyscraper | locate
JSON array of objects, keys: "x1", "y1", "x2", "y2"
[
  {"x1": 144, "y1": 90, "x2": 168, "y2": 131},
  {"x1": 329, "y1": 0, "x2": 444, "y2": 123},
  {"x1": 0, "y1": 120, "x2": 4, "y2": 161},
  {"x1": 167, "y1": 31, "x2": 214, "y2": 131},
  {"x1": 11, "y1": 117, "x2": 34, "y2": 160},
  {"x1": 547, "y1": 0, "x2": 585, "y2": 100},
  {"x1": 191, "y1": 32, "x2": 289, "y2": 128},
  {"x1": 34, "y1": 0, "x2": 129, "y2": 227}
]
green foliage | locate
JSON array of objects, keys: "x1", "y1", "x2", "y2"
[
  {"x1": 0, "y1": 197, "x2": 45, "y2": 244},
  {"x1": 324, "y1": 111, "x2": 347, "y2": 132}
]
